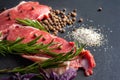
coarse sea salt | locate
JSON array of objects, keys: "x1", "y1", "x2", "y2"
[{"x1": 71, "y1": 27, "x2": 104, "y2": 47}]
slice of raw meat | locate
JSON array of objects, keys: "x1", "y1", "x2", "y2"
[
  {"x1": 4, "y1": 24, "x2": 96, "y2": 76},
  {"x1": 7, "y1": 24, "x2": 74, "y2": 54},
  {"x1": 0, "y1": 1, "x2": 50, "y2": 31},
  {"x1": 69, "y1": 50, "x2": 96, "y2": 76}
]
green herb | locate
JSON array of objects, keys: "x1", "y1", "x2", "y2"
[
  {"x1": 0, "y1": 18, "x2": 85, "y2": 75},
  {"x1": 0, "y1": 43, "x2": 85, "y2": 74},
  {"x1": 41, "y1": 44, "x2": 85, "y2": 69},
  {"x1": 0, "y1": 36, "x2": 57, "y2": 57},
  {"x1": 16, "y1": 18, "x2": 47, "y2": 31},
  {"x1": 0, "y1": 62, "x2": 39, "y2": 73}
]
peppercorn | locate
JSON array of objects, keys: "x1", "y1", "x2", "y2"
[
  {"x1": 73, "y1": 28, "x2": 76, "y2": 31},
  {"x1": 58, "y1": 45, "x2": 62, "y2": 50},
  {"x1": 40, "y1": 8, "x2": 77, "y2": 35},
  {"x1": 60, "y1": 29, "x2": 65, "y2": 33},
  {"x1": 78, "y1": 18, "x2": 83, "y2": 22},
  {"x1": 7, "y1": 17, "x2": 11, "y2": 20},
  {"x1": 72, "y1": 18, "x2": 76, "y2": 22},
  {"x1": 71, "y1": 12, "x2": 77, "y2": 17},
  {"x1": 63, "y1": 8, "x2": 66, "y2": 12},
  {"x1": 31, "y1": 6, "x2": 35, "y2": 10},
  {"x1": 0, "y1": 7, "x2": 6, "y2": 13},
  {"x1": 42, "y1": 37, "x2": 46, "y2": 41},
  {"x1": 55, "y1": 10, "x2": 60, "y2": 15},
  {"x1": 19, "y1": 10, "x2": 23, "y2": 13},
  {"x1": 43, "y1": 20, "x2": 49, "y2": 25},
  {"x1": 54, "y1": 31, "x2": 58, "y2": 35},
  {"x1": 6, "y1": 13, "x2": 10, "y2": 17},
  {"x1": 97, "y1": 7, "x2": 102, "y2": 12},
  {"x1": 73, "y1": 9, "x2": 77, "y2": 12}
]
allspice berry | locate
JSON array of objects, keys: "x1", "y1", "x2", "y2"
[
  {"x1": 78, "y1": 18, "x2": 83, "y2": 22},
  {"x1": 97, "y1": 7, "x2": 102, "y2": 12},
  {"x1": 40, "y1": 8, "x2": 77, "y2": 35}
]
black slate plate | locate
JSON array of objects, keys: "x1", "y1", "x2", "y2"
[{"x1": 0, "y1": 0, "x2": 120, "y2": 80}]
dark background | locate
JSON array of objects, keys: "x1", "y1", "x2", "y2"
[{"x1": 0, "y1": 0, "x2": 120, "y2": 80}]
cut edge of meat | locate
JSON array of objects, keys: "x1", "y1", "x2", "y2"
[
  {"x1": 21, "y1": 49, "x2": 96, "y2": 76},
  {"x1": 22, "y1": 54, "x2": 49, "y2": 62},
  {"x1": 79, "y1": 50, "x2": 96, "y2": 76}
]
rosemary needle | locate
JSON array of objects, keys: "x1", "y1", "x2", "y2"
[
  {"x1": 0, "y1": 36, "x2": 57, "y2": 57},
  {"x1": 0, "y1": 18, "x2": 85, "y2": 76},
  {"x1": 16, "y1": 18, "x2": 47, "y2": 31},
  {"x1": 0, "y1": 44, "x2": 84, "y2": 74}
]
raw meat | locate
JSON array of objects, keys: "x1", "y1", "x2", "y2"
[
  {"x1": 0, "y1": 1, "x2": 50, "y2": 31},
  {"x1": 0, "y1": 1, "x2": 95, "y2": 76},
  {"x1": 5, "y1": 24, "x2": 96, "y2": 76}
]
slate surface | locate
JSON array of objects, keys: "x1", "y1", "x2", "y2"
[{"x1": 0, "y1": 0, "x2": 120, "y2": 80}]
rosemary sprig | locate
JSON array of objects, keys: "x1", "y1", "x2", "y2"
[
  {"x1": 41, "y1": 44, "x2": 85, "y2": 69},
  {"x1": 0, "y1": 17, "x2": 85, "y2": 75},
  {"x1": 0, "y1": 36, "x2": 57, "y2": 57},
  {"x1": 0, "y1": 43, "x2": 85, "y2": 74},
  {"x1": 16, "y1": 18, "x2": 47, "y2": 31},
  {"x1": 0, "y1": 62, "x2": 39, "y2": 73}
]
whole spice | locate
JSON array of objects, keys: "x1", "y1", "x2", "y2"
[
  {"x1": 6, "y1": 13, "x2": 10, "y2": 17},
  {"x1": 73, "y1": 9, "x2": 77, "y2": 12},
  {"x1": 31, "y1": 6, "x2": 35, "y2": 10},
  {"x1": 71, "y1": 12, "x2": 77, "y2": 17},
  {"x1": 97, "y1": 7, "x2": 102, "y2": 12},
  {"x1": 0, "y1": 7, "x2": 6, "y2": 13},
  {"x1": 72, "y1": 18, "x2": 76, "y2": 22},
  {"x1": 78, "y1": 18, "x2": 83, "y2": 23},
  {"x1": 6, "y1": 13, "x2": 11, "y2": 20},
  {"x1": 63, "y1": 8, "x2": 66, "y2": 12},
  {"x1": 7, "y1": 17, "x2": 11, "y2": 20},
  {"x1": 40, "y1": 9, "x2": 77, "y2": 35}
]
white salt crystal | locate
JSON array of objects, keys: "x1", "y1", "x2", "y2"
[{"x1": 71, "y1": 27, "x2": 104, "y2": 47}]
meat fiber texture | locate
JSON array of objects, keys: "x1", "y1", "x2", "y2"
[
  {"x1": 0, "y1": 1, "x2": 96, "y2": 76},
  {"x1": 0, "y1": 1, "x2": 50, "y2": 31},
  {"x1": 4, "y1": 24, "x2": 95, "y2": 76}
]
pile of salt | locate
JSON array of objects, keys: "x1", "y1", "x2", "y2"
[{"x1": 71, "y1": 27, "x2": 104, "y2": 47}]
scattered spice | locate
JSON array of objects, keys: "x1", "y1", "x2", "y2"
[
  {"x1": 63, "y1": 8, "x2": 66, "y2": 12},
  {"x1": 40, "y1": 9, "x2": 77, "y2": 35},
  {"x1": 71, "y1": 27, "x2": 104, "y2": 46},
  {"x1": 60, "y1": 29, "x2": 65, "y2": 33},
  {"x1": 19, "y1": 10, "x2": 23, "y2": 13},
  {"x1": 97, "y1": 7, "x2": 102, "y2": 12},
  {"x1": 6, "y1": 13, "x2": 11, "y2": 17},
  {"x1": 33, "y1": 34, "x2": 38, "y2": 38},
  {"x1": 31, "y1": 6, "x2": 35, "y2": 10},
  {"x1": 72, "y1": 28, "x2": 76, "y2": 31},
  {"x1": 71, "y1": 12, "x2": 77, "y2": 17},
  {"x1": 73, "y1": 9, "x2": 77, "y2": 12},
  {"x1": 78, "y1": 18, "x2": 83, "y2": 23},
  {"x1": 0, "y1": 7, "x2": 6, "y2": 13},
  {"x1": 7, "y1": 17, "x2": 11, "y2": 20},
  {"x1": 57, "y1": 44, "x2": 63, "y2": 50},
  {"x1": 72, "y1": 18, "x2": 76, "y2": 22},
  {"x1": 42, "y1": 37, "x2": 46, "y2": 41},
  {"x1": 53, "y1": 31, "x2": 58, "y2": 36},
  {"x1": 6, "y1": 13, "x2": 11, "y2": 20}
]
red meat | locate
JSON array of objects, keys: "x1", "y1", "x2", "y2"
[
  {"x1": 5, "y1": 24, "x2": 96, "y2": 76},
  {"x1": 7, "y1": 24, "x2": 74, "y2": 54},
  {"x1": 70, "y1": 50, "x2": 96, "y2": 76},
  {"x1": 0, "y1": 1, "x2": 50, "y2": 31},
  {"x1": 0, "y1": 1, "x2": 95, "y2": 76}
]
